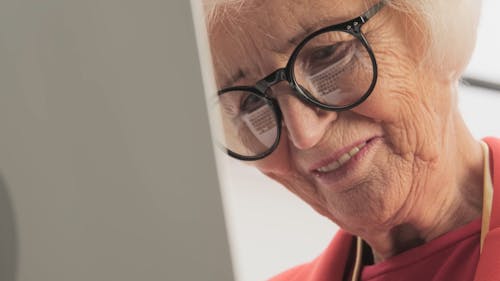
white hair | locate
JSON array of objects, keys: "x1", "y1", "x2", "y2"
[{"x1": 203, "y1": 0, "x2": 481, "y2": 80}]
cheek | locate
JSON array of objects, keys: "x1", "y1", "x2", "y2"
[
  {"x1": 351, "y1": 17, "x2": 421, "y2": 122},
  {"x1": 253, "y1": 132, "x2": 294, "y2": 175},
  {"x1": 353, "y1": 9, "x2": 435, "y2": 118},
  {"x1": 350, "y1": 28, "x2": 449, "y2": 158},
  {"x1": 351, "y1": 49, "x2": 420, "y2": 125}
]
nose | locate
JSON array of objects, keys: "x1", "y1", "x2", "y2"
[{"x1": 277, "y1": 94, "x2": 338, "y2": 150}]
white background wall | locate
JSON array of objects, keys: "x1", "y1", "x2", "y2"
[{"x1": 216, "y1": 1, "x2": 500, "y2": 280}]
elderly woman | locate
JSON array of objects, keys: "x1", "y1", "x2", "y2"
[{"x1": 203, "y1": 0, "x2": 500, "y2": 280}]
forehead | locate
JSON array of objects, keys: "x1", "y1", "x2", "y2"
[{"x1": 207, "y1": 0, "x2": 373, "y2": 87}]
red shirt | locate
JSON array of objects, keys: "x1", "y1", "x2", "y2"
[{"x1": 361, "y1": 219, "x2": 481, "y2": 281}]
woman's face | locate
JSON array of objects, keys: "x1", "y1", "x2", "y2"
[{"x1": 209, "y1": 0, "x2": 466, "y2": 233}]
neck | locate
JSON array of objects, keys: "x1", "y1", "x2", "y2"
[{"x1": 363, "y1": 113, "x2": 484, "y2": 263}]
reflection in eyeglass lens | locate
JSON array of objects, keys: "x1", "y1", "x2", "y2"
[
  {"x1": 294, "y1": 31, "x2": 373, "y2": 107},
  {"x1": 216, "y1": 91, "x2": 278, "y2": 158}
]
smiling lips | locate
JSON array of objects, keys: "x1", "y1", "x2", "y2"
[{"x1": 315, "y1": 141, "x2": 368, "y2": 173}]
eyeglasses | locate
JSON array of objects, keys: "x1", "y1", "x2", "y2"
[{"x1": 212, "y1": 2, "x2": 384, "y2": 161}]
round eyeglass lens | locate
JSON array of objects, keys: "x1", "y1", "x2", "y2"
[
  {"x1": 292, "y1": 30, "x2": 375, "y2": 108},
  {"x1": 212, "y1": 90, "x2": 279, "y2": 158}
]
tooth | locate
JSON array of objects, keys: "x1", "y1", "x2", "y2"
[
  {"x1": 318, "y1": 160, "x2": 340, "y2": 172},
  {"x1": 329, "y1": 161, "x2": 341, "y2": 170},
  {"x1": 338, "y1": 153, "x2": 351, "y2": 165},
  {"x1": 348, "y1": 147, "x2": 360, "y2": 157},
  {"x1": 316, "y1": 142, "x2": 367, "y2": 173}
]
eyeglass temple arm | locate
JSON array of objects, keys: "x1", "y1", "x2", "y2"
[{"x1": 360, "y1": 1, "x2": 385, "y2": 23}]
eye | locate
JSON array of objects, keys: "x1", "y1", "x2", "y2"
[
  {"x1": 310, "y1": 45, "x2": 339, "y2": 61},
  {"x1": 241, "y1": 93, "x2": 265, "y2": 113}
]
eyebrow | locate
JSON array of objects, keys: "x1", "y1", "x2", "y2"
[
  {"x1": 221, "y1": 9, "x2": 365, "y2": 89},
  {"x1": 221, "y1": 68, "x2": 246, "y2": 89},
  {"x1": 221, "y1": 26, "x2": 325, "y2": 89},
  {"x1": 273, "y1": 15, "x2": 347, "y2": 53}
]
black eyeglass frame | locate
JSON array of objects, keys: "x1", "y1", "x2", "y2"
[{"x1": 217, "y1": 2, "x2": 385, "y2": 161}]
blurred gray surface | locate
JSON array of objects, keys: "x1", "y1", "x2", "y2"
[
  {"x1": 0, "y1": 1, "x2": 233, "y2": 280},
  {"x1": 0, "y1": 176, "x2": 17, "y2": 281}
]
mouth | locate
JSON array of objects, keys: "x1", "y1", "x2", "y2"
[
  {"x1": 315, "y1": 142, "x2": 367, "y2": 173},
  {"x1": 311, "y1": 137, "x2": 380, "y2": 175}
]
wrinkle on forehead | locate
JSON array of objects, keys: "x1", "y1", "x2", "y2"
[
  {"x1": 246, "y1": 1, "x2": 351, "y2": 53},
  {"x1": 209, "y1": 0, "x2": 371, "y2": 88}
]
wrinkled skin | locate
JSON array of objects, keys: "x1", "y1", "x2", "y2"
[{"x1": 208, "y1": 0, "x2": 483, "y2": 261}]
